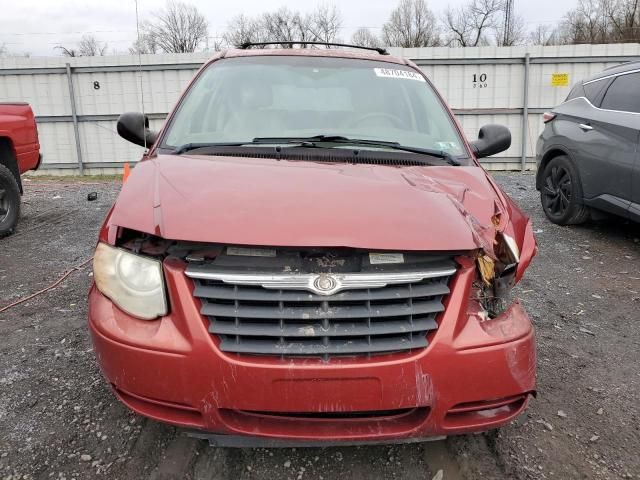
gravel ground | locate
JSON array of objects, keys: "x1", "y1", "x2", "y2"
[{"x1": 0, "y1": 173, "x2": 638, "y2": 480}]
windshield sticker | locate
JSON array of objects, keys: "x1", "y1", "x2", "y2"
[
  {"x1": 369, "y1": 253, "x2": 405, "y2": 265},
  {"x1": 227, "y1": 247, "x2": 277, "y2": 257},
  {"x1": 374, "y1": 68, "x2": 426, "y2": 82},
  {"x1": 435, "y1": 141, "x2": 459, "y2": 152}
]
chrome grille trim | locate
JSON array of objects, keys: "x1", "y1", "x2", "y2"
[{"x1": 185, "y1": 268, "x2": 456, "y2": 296}]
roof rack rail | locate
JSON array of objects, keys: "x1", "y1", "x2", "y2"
[
  {"x1": 237, "y1": 41, "x2": 389, "y2": 56},
  {"x1": 603, "y1": 59, "x2": 640, "y2": 71}
]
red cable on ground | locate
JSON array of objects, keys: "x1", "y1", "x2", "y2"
[{"x1": 0, "y1": 257, "x2": 92, "y2": 315}]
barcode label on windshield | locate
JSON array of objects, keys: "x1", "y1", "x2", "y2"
[{"x1": 374, "y1": 68, "x2": 426, "y2": 82}]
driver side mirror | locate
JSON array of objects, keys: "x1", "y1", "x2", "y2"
[
  {"x1": 117, "y1": 112, "x2": 159, "y2": 148},
  {"x1": 470, "y1": 124, "x2": 511, "y2": 159}
]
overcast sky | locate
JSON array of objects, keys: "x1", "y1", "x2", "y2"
[{"x1": 1, "y1": 0, "x2": 576, "y2": 57}]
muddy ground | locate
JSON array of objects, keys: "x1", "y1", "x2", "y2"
[{"x1": 0, "y1": 173, "x2": 638, "y2": 480}]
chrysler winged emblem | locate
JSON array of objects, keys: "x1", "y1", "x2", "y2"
[{"x1": 312, "y1": 274, "x2": 339, "y2": 294}]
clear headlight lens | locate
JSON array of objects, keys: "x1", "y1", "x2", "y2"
[{"x1": 93, "y1": 242, "x2": 167, "y2": 320}]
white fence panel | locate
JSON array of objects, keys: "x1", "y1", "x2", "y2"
[
  {"x1": 420, "y1": 63, "x2": 525, "y2": 109},
  {"x1": 0, "y1": 72, "x2": 70, "y2": 116},
  {"x1": 37, "y1": 122, "x2": 76, "y2": 165}
]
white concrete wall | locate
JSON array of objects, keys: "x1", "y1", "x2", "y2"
[{"x1": 1, "y1": 44, "x2": 639, "y2": 173}]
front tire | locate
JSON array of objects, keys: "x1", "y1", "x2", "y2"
[
  {"x1": 0, "y1": 164, "x2": 21, "y2": 238},
  {"x1": 540, "y1": 155, "x2": 589, "y2": 225}
]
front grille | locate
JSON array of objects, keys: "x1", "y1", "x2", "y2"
[{"x1": 186, "y1": 250, "x2": 456, "y2": 359}]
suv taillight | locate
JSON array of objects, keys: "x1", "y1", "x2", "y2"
[{"x1": 543, "y1": 112, "x2": 557, "y2": 123}]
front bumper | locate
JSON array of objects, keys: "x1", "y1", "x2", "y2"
[{"x1": 88, "y1": 258, "x2": 536, "y2": 444}]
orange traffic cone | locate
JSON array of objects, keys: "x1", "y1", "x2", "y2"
[{"x1": 122, "y1": 163, "x2": 131, "y2": 183}]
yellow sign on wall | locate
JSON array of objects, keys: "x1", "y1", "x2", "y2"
[{"x1": 551, "y1": 73, "x2": 570, "y2": 87}]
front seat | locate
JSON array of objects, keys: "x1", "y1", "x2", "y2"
[{"x1": 223, "y1": 80, "x2": 285, "y2": 139}]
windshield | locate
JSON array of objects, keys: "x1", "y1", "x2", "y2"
[{"x1": 162, "y1": 55, "x2": 467, "y2": 158}]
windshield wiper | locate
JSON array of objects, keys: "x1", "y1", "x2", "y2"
[
  {"x1": 172, "y1": 136, "x2": 461, "y2": 166},
  {"x1": 172, "y1": 142, "x2": 249, "y2": 155},
  {"x1": 171, "y1": 136, "x2": 359, "y2": 154},
  {"x1": 252, "y1": 135, "x2": 461, "y2": 166}
]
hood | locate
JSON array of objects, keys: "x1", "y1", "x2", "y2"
[{"x1": 109, "y1": 154, "x2": 505, "y2": 252}]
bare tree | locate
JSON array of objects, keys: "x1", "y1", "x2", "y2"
[
  {"x1": 556, "y1": 10, "x2": 583, "y2": 44},
  {"x1": 0, "y1": 45, "x2": 31, "y2": 58},
  {"x1": 351, "y1": 27, "x2": 381, "y2": 48},
  {"x1": 382, "y1": 0, "x2": 440, "y2": 47},
  {"x1": 207, "y1": 37, "x2": 225, "y2": 51},
  {"x1": 222, "y1": 4, "x2": 344, "y2": 49},
  {"x1": 575, "y1": 0, "x2": 610, "y2": 42},
  {"x1": 608, "y1": 0, "x2": 640, "y2": 42},
  {"x1": 308, "y1": 4, "x2": 343, "y2": 44},
  {"x1": 556, "y1": 0, "x2": 614, "y2": 44},
  {"x1": 528, "y1": 24, "x2": 560, "y2": 45},
  {"x1": 129, "y1": 28, "x2": 160, "y2": 54},
  {"x1": 261, "y1": 7, "x2": 306, "y2": 47},
  {"x1": 496, "y1": 11, "x2": 526, "y2": 46},
  {"x1": 55, "y1": 45, "x2": 79, "y2": 57},
  {"x1": 142, "y1": 1, "x2": 208, "y2": 53},
  {"x1": 529, "y1": 0, "x2": 640, "y2": 45},
  {"x1": 223, "y1": 14, "x2": 266, "y2": 47},
  {"x1": 78, "y1": 34, "x2": 108, "y2": 56},
  {"x1": 55, "y1": 34, "x2": 108, "y2": 57},
  {"x1": 443, "y1": 0, "x2": 502, "y2": 47}
]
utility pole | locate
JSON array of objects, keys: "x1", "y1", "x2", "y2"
[{"x1": 503, "y1": 0, "x2": 514, "y2": 46}]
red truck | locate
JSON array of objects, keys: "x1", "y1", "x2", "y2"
[
  {"x1": 90, "y1": 45, "x2": 537, "y2": 446},
  {"x1": 0, "y1": 102, "x2": 41, "y2": 237}
]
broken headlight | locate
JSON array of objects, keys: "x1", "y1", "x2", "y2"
[
  {"x1": 475, "y1": 232, "x2": 520, "y2": 318},
  {"x1": 93, "y1": 242, "x2": 168, "y2": 320}
]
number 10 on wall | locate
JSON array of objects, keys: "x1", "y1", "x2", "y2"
[{"x1": 473, "y1": 73, "x2": 488, "y2": 88}]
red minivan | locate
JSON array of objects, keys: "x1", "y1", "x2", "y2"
[{"x1": 89, "y1": 44, "x2": 537, "y2": 446}]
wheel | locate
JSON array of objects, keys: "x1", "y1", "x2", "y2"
[
  {"x1": 0, "y1": 163, "x2": 21, "y2": 238},
  {"x1": 540, "y1": 155, "x2": 590, "y2": 225}
]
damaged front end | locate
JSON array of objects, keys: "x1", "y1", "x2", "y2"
[
  {"x1": 402, "y1": 167, "x2": 538, "y2": 323},
  {"x1": 88, "y1": 157, "x2": 538, "y2": 443}
]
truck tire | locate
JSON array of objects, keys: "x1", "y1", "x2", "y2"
[{"x1": 0, "y1": 163, "x2": 20, "y2": 238}]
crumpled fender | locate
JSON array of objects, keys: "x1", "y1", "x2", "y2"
[{"x1": 402, "y1": 168, "x2": 537, "y2": 280}]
